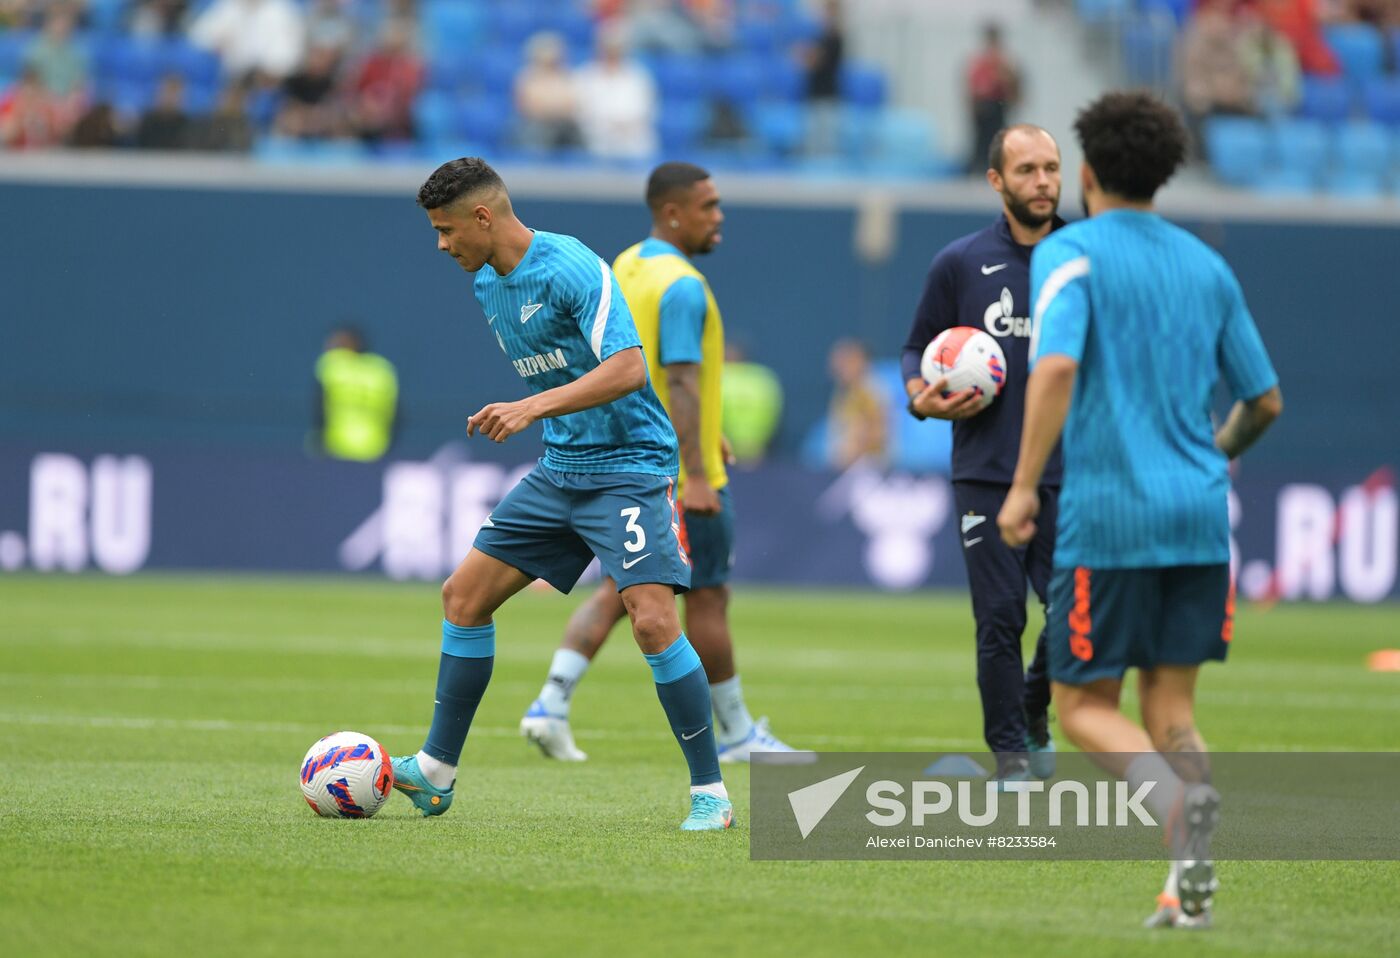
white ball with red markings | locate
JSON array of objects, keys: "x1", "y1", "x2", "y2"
[
  {"x1": 299, "y1": 731, "x2": 394, "y2": 819},
  {"x1": 920, "y1": 326, "x2": 1007, "y2": 411}
]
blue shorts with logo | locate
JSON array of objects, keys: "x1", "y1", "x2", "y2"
[
  {"x1": 1047, "y1": 563, "x2": 1233, "y2": 685},
  {"x1": 680, "y1": 485, "x2": 736, "y2": 590},
  {"x1": 474, "y1": 462, "x2": 691, "y2": 594}
]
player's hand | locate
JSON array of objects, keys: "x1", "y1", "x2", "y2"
[
  {"x1": 720, "y1": 434, "x2": 737, "y2": 466},
  {"x1": 681, "y1": 476, "x2": 722, "y2": 516},
  {"x1": 998, "y1": 484, "x2": 1039, "y2": 548},
  {"x1": 912, "y1": 378, "x2": 984, "y2": 421},
  {"x1": 466, "y1": 399, "x2": 538, "y2": 443}
]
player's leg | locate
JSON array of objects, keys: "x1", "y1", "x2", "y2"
[
  {"x1": 954, "y1": 481, "x2": 1035, "y2": 780},
  {"x1": 1022, "y1": 486, "x2": 1059, "y2": 777},
  {"x1": 392, "y1": 547, "x2": 533, "y2": 816},
  {"x1": 683, "y1": 487, "x2": 797, "y2": 761},
  {"x1": 521, "y1": 576, "x2": 628, "y2": 760}
]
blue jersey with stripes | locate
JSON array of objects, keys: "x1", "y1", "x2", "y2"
[
  {"x1": 473, "y1": 229, "x2": 679, "y2": 475},
  {"x1": 1031, "y1": 210, "x2": 1277, "y2": 569}
]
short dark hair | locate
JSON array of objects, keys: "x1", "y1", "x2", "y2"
[
  {"x1": 645, "y1": 161, "x2": 711, "y2": 211},
  {"x1": 1073, "y1": 91, "x2": 1187, "y2": 202},
  {"x1": 416, "y1": 157, "x2": 506, "y2": 210},
  {"x1": 987, "y1": 123, "x2": 1055, "y2": 173}
]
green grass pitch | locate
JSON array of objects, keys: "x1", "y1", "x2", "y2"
[{"x1": 2, "y1": 574, "x2": 1397, "y2": 957}]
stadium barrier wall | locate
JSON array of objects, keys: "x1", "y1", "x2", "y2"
[{"x1": 0, "y1": 444, "x2": 1394, "y2": 601}]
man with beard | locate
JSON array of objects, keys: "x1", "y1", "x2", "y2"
[
  {"x1": 902, "y1": 124, "x2": 1064, "y2": 783},
  {"x1": 521, "y1": 162, "x2": 799, "y2": 763}
]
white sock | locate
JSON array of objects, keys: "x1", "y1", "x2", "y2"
[
  {"x1": 415, "y1": 750, "x2": 456, "y2": 790},
  {"x1": 538, "y1": 649, "x2": 590, "y2": 717},
  {"x1": 1163, "y1": 860, "x2": 1182, "y2": 900},
  {"x1": 1126, "y1": 752, "x2": 1185, "y2": 830},
  {"x1": 710, "y1": 674, "x2": 755, "y2": 745},
  {"x1": 691, "y1": 781, "x2": 729, "y2": 801}
]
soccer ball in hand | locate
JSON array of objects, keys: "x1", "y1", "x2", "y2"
[
  {"x1": 299, "y1": 731, "x2": 394, "y2": 818},
  {"x1": 920, "y1": 326, "x2": 1007, "y2": 411}
]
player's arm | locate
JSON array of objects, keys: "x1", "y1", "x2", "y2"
[
  {"x1": 658, "y1": 276, "x2": 720, "y2": 515},
  {"x1": 902, "y1": 252, "x2": 982, "y2": 420},
  {"x1": 467, "y1": 347, "x2": 646, "y2": 442},
  {"x1": 1215, "y1": 386, "x2": 1283, "y2": 460},
  {"x1": 999, "y1": 242, "x2": 1090, "y2": 547},
  {"x1": 1214, "y1": 265, "x2": 1282, "y2": 461}
]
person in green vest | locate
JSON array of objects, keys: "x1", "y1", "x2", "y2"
[
  {"x1": 312, "y1": 326, "x2": 399, "y2": 461},
  {"x1": 721, "y1": 341, "x2": 783, "y2": 463}
]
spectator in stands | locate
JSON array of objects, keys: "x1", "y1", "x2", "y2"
[
  {"x1": 275, "y1": 43, "x2": 348, "y2": 140},
  {"x1": 624, "y1": 0, "x2": 703, "y2": 55},
  {"x1": 574, "y1": 24, "x2": 658, "y2": 161},
  {"x1": 23, "y1": 5, "x2": 89, "y2": 137},
  {"x1": 1180, "y1": 0, "x2": 1257, "y2": 136},
  {"x1": 130, "y1": 0, "x2": 189, "y2": 37},
  {"x1": 721, "y1": 341, "x2": 783, "y2": 464},
  {"x1": 189, "y1": 0, "x2": 307, "y2": 83},
  {"x1": 802, "y1": 0, "x2": 844, "y2": 157},
  {"x1": 965, "y1": 22, "x2": 1020, "y2": 174},
  {"x1": 189, "y1": 78, "x2": 254, "y2": 152},
  {"x1": 514, "y1": 31, "x2": 582, "y2": 153},
  {"x1": 826, "y1": 339, "x2": 888, "y2": 470},
  {"x1": 0, "y1": 67, "x2": 61, "y2": 149},
  {"x1": 347, "y1": 18, "x2": 422, "y2": 144},
  {"x1": 1253, "y1": 0, "x2": 1340, "y2": 75},
  {"x1": 134, "y1": 73, "x2": 192, "y2": 150},
  {"x1": 1239, "y1": 11, "x2": 1303, "y2": 117},
  {"x1": 68, "y1": 100, "x2": 121, "y2": 147}
]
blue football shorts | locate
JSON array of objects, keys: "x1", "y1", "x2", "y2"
[
  {"x1": 679, "y1": 485, "x2": 736, "y2": 590},
  {"x1": 473, "y1": 462, "x2": 691, "y2": 594}
]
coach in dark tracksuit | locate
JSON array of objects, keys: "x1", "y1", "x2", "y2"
[{"x1": 902, "y1": 124, "x2": 1065, "y2": 780}]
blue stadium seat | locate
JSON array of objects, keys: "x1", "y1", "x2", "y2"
[
  {"x1": 1333, "y1": 122, "x2": 1391, "y2": 179},
  {"x1": 477, "y1": 48, "x2": 520, "y2": 97},
  {"x1": 493, "y1": 5, "x2": 540, "y2": 49},
  {"x1": 736, "y1": 18, "x2": 779, "y2": 56},
  {"x1": 1203, "y1": 116, "x2": 1270, "y2": 186},
  {"x1": 776, "y1": 13, "x2": 823, "y2": 47},
  {"x1": 763, "y1": 57, "x2": 804, "y2": 101},
  {"x1": 422, "y1": 0, "x2": 485, "y2": 60},
  {"x1": 184, "y1": 82, "x2": 219, "y2": 116},
  {"x1": 1251, "y1": 168, "x2": 1318, "y2": 195},
  {"x1": 548, "y1": 9, "x2": 596, "y2": 53},
  {"x1": 653, "y1": 56, "x2": 707, "y2": 101},
  {"x1": 1272, "y1": 118, "x2": 1330, "y2": 180},
  {"x1": 413, "y1": 90, "x2": 458, "y2": 143},
  {"x1": 1122, "y1": 15, "x2": 1175, "y2": 88},
  {"x1": 710, "y1": 54, "x2": 765, "y2": 105},
  {"x1": 752, "y1": 101, "x2": 804, "y2": 155},
  {"x1": 87, "y1": 0, "x2": 126, "y2": 35},
  {"x1": 837, "y1": 105, "x2": 878, "y2": 161},
  {"x1": 839, "y1": 64, "x2": 886, "y2": 109},
  {"x1": 426, "y1": 55, "x2": 474, "y2": 93},
  {"x1": 657, "y1": 100, "x2": 709, "y2": 151},
  {"x1": 162, "y1": 41, "x2": 221, "y2": 87},
  {"x1": 1139, "y1": 0, "x2": 1190, "y2": 25},
  {"x1": 1321, "y1": 168, "x2": 1385, "y2": 199},
  {"x1": 1324, "y1": 24, "x2": 1385, "y2": 83},
  {"x1": 1362, "y1": 78, "x2": 1400, "y2": 126},
  {"x1": 100, "y1": 37, "x2": 166, "y2": 85},
  {"x1": 867, "y1": 109, "x2": 938, "y2": 177},
  {"x1": 458, "y1": 95, "x2": 510, "y2": 150},
  {"x1": 1297, "y1": 77, "x2": 1352, "y2": 123},
  {"x1": 0, "y1": 32, "x2": 32, "y2": 76}
]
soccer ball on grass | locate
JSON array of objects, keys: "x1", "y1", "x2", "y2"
[{"x1": 299, "y1": 731, "x2": 394, "y2": 818}]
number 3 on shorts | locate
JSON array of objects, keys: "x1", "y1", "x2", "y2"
[{"x1": 619, "y1": 506, "x2": 647, "y2": 553}]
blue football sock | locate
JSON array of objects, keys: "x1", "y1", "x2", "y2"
[
  {"x1": 422, "y1": 620, "x2": 495, "y2": 766},
  {"x1": 647, "y1": 634, "x2": 721, "y2": 787}
]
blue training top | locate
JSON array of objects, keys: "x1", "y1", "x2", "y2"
[
  {"x1": 473, "y1": 229, "x2": 679, "y2": 475},
  {"x1": 902, "y1": 214, "x2": 1065, "y2": 486},
  {"x1": 1031, "y1": 210, "x2": 1278, "y2": 569}
]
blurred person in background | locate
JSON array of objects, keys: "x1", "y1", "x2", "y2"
[
  {"x1": 1252, "y1": 0, "x2": 1340, "y2": 75},
  {"x1": 965, "y1": 23, "x2": 1021, "y2": 174},
  {"x1": 0, "y1": 67, "x2": 60, "y2": 149},
  {"x1": 513, "y1": 31, "x2": 582, "y2": 152},
  {"x1": 188, "y1": 77, "x2": 254, "y2": 151},
  {"x1": 68, "y1": 99, "x2": 121, "y2": 147},
  {"x1": 189, "y1": 0, "x2": 306, "y2": 84},
  {"x1": 826, "y1": 339, "x2": 887, "y2": 469},
  {"x1": 311, "y1": 325, "x2": 399, "y2": 462},
  {"x1": 903, "y1": 124, "x2": 1066, "y2": 784},
  {"x1": 275, "y1": 42, "x2": 349, "y2": 139},
  {"x1": 23, "y1": 5, "x2": 89, "y2": 137},
  {"x1": 720, "y1": 341, "x2": 783, "y2": 464},
  {"x1": 347, "y1": 17, "x2": 422, "y2": 144},
  {"x1": 574, "y1": 23, "x2": 658, "y2": 161},
  {"x1": 802, "y1": 0, "x2": 844, "y2": 156},
  {"x1": 135, "y1": 73, "x2": 192, "y2": 150},
  {"x1": 1180, "y1": 0, "x2": 1256, "y2": 142},
  {"x1": 1239, "y1": 10, "x2": 1302, "y2": 117},
  {"x1": 130, "y1": 0, "x2": 189, "y2": 37}
]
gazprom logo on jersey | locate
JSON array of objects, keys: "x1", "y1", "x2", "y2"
[
  {"x1": 984, "y1": 286, "x2": 1032, "y2": 338},
  {"x1": 512, "y1": 347, "x2": 568, "y2": 379}
]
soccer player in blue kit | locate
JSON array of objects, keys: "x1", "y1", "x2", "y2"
[
  {"x1": 902, "y1": 124, "x2": 1065, "y2": 783},
  {"x1": 1000, "y1": 93, "x2": 1282, "y2": 926},
  {"x1": 389, "y1": 157, "x2": 734, "y2": 831}
]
